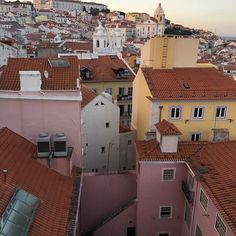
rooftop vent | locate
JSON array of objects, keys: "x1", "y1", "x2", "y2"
[
  {"x1": 48, "y1": 58, "x2": 70, "y2": 68},
  {"x1": 183, "y1": 82, "x2": 191, "y2": 89},
  {"x1": 37, "y1": 133, "x2": 51, "y2": 158},
  {"x1": 54, "y1": 132, "x2": 68, "y2": 157}
]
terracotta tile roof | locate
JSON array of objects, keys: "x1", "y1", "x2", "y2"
[
  {"x1": 119, "y1": 124, "x2": 131, "y2": 133},
  {"x1": 79, "y1": 56, "x2": 135, "y2": 83},
  {"x1": 141, "y1": 67, "x2": 236, "y2": 100},
  {"x1": 136, "y1": 140, "x2": 236, "y2": 234},
  {"x1": 155, "y1": 119, "x2": 182, "y2": 136},
  {"x1": 59, "y1": 40, "x2": 93, "y2": 52},
  {"x1": 0, "y1": 127, "x2": 74, "y2": 236},
  {"x1": 80, "y1": 85, "x2": 96, "y2": 108},
  {"x1": 0, "y1": 57, "x2": 79, "y2": 90}
]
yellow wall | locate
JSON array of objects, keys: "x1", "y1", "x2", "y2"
[
  {"x1": 157, "y1": 100, "x2": 236, "y2": 141},
  {"x1": 141, "y1": 36, "x2": 199, "y2": 69},
  {"x1": 131, "y1": 70, "x2": 152, "y2": 140},
  {"x1": 82, "y1": 81, "x2": 133, "y2": 100}
]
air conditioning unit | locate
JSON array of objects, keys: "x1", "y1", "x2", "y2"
[
  {"x1": 54, "y1": 132, "x2": 68, "y2": 157},
  {"x1": 37, "y1": 133, "x2": 51, "y2": 157}
]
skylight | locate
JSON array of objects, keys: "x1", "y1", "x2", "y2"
[
  {"x1": 0, "y1": 188, "x2": 39, "y2": 236},
  {"x1": 48, "y1": 59, "x2": 70, "y2": 68}
]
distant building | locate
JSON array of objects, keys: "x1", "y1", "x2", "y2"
[{"x1": 0, "y1": 40, "x2": 18, "y2": 67}]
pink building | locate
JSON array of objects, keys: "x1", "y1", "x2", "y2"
[
  {"x1": 83, "y1": 120, "x2": 236, "y2": 236},
  {"x1": 0, "y1": 57, "x2": 82, "y2": 176}
]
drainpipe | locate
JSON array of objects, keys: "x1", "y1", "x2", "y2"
[{"x1": 159, "y1": 106, "x2": 163, "y2": 122}]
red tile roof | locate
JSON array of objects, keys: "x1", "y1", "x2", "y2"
[
  {"x1": 155, "y1": 119, "x2": 182, "y2": 136},
  {"x1": 81, "y1": 85, "x2": 96, "y2": 108},
  {"x1": 59, "y1": 40, "x2": 93, "y2": 52},
  {"x1": 136, "y1": 140, "x2": 236, "y2": 234},
  {"x1": 0, "y1": 57, "x2": 79, "y2": 90},
  {"x1": 79, "y1": 56, "x2": 135, "y2": 83},
  {"x1": 119, "y1": 124, "x2": 131, "y2": 133},
  {"x1": 141, "y1": 67, "x2": 236, "y2": 100},
  {"x1": 0, "y1": 127, "x2": 74, "y2": 236}
]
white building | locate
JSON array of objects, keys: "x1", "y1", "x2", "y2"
[
  {"x1": 0, "y1": 41, "x2": 18, "y2": 67},
  {"x1": 81, "y1": 86, "x2": 135, "y2": 172},
  {"x1": 52, "y1": 0, "x2": 107, "y2": 13},
  {"x1": 93, "y1": 22, "x2": 123, "y2": 55}
]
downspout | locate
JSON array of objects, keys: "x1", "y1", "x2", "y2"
[{"x1": 159, "y1": 105, "x2": 163, "y2": 122}]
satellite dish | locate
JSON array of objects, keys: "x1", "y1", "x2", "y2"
[{"x1": 44, "y1": 70, "x2": 48, "y2": 78}]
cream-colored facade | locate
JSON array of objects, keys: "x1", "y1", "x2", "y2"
[
  {"x1": 82, "y1": 81, "x2": 133, "y2": 127},
  {"x1": 132, "y1": 36, "x2": 236, "y2": 141}
]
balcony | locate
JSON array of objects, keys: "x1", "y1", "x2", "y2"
[
  {"x1": 117, "y1": 94, "x2": 132, "y2": 101},
  {"x1": 182, "y1": 180, "x2": 194, "y2": 204}
]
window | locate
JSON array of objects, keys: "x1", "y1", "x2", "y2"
[
  {"x1": 105, "y1": 122, "x2": 110, "y2": 128},
  {"x1": 96, "y1": 40, "x2": 99, "y2": 48},
  {"x1": 160, "y1": 206, "x2": 172, "y2": 218},
  {"x1": 200, "y1": 190, "x2": 208, "y2": 212},
  {"x1": 128, "y1": 104, "x2": 132, "y2": 114},
  {"x1": 162, "y1": 169, "x2": 175, "y2": 181},
  {"x1": 184, "y1": 202, "x2": 192, "y2": 228},
  {"x1": 101, "y1": 146, "x2": 105, "y2": 153},
  {"x1": 119, "y1": 87, "x2": 125, "y2": 96},
  {"x1": 169, "y1": 106, "x2": 181, "y2": 119},
  {"x1": 128, "y1": 140, "x2": 132, "y2": 145},
  {"x1": 215, "y1": 214, "x2": 226, "y2": 236},
  {"x1": 92, "y1": 88, "x2": 97, "y2": 93},
  {"x1": 216, "y1": 106, "x2": 227, "y2": 119},
  {"x1": 158, "y1": 233, "x2": 169, "y2": 236},
  {"x1": 191, "y1": 133, "x2": 201, "y2": 141},
  {"x1": 195, "y1": 225, "x2": 203, "y2": 236},
  {"x1": 105, "y1": 88, "x2": 112, "y2": 95},
  {"x1": 128, "y1": 87, "x2": 133, "y2": 96},
  {"x1": 192, "y1": 106, "x2": 204, "y2": 119}
]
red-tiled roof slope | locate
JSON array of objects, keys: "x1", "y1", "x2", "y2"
[
  {"x1": 80, "y1": 56, "x2": 135, "y2": 83},
  {"x1": 0, "y1": 127, "x2": 73, "y2": 236},
  {"x1": 59, "y1": 41, "x2": 93, "y2": 52},
  {"x1": 136, "y1": 140, "x2": 236, "y2": 234},
  {"x1": 155, "y1": 119, "x2": 182, "y2": 136},
  {"x1": 119, "y1": 124, "x2": 131, "y2": 133},
  {"x1": 81, "y1": 85, "x2": 96, "y2": 108},
  {"x1": 0, "y1": 57, "x2": 79, "y2": 90},
  {"x1": 141, "y1": 67, "x2": 236, "y2": 100}
]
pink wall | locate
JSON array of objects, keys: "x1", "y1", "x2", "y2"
[
  {"x1": 136, "y1": 162, "x2": 188, "y2": 236},
  {"x1": 0, "y1": 93, "x2": 82, "y2": 172},
  {"x1": 94, "y1": 202, "x2": 137, "y2": 236},
  {"x1": 80, "y1": 172, "x2": 137, "y2": 233},
  {"x1": 181, "y1": 181, "x2": 235, "y2": 236}
]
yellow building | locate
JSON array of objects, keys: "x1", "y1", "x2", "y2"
[
  {"x1": 80, "y1": 55, "x2": 135, "y2": 127},
  {"x1": 132, "y1": 36, "x2": 236, "y2": 141}
]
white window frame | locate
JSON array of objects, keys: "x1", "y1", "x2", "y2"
[
  {"x1": 215, "y1": 106, "x2": 227, "y2": 119},
  {"x1": 192, "y1": 106, "x2": 205, "y2": 120},
  {"x1": 190, "y1": 133, "x2": 201, "y2": 141},
  {"x1": 199, "y1": 189, "x2": 208, "y2": 212},
  {"x1": 169, "y1": 106, "x2": 182, "y2": 120},
  {"x1": 159, "y1": 206, "x2": 172, "y2": 219},
  {"x1": 162, "y1": 168, "x2": 176, "y2": 181},
  {"x1": 215, "y1": 214, "x2": 227, "y2": 236}
]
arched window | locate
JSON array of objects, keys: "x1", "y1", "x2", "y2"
[
  {"x1": 96, "y1": 40, "x2": 100, "y2": 48},
  {"x1": 160, "y1": 16, "x2": 162, "y2": 21}
]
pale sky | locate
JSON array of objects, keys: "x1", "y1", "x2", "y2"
[{"x1": 85, "y1": 0, "x2": 236, "y2": 36}]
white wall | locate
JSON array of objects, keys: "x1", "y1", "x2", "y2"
[
  {"x1": 0, "y1": 42, "x2": 18, "y2": 67},
  {"x1": 82, "y1": 95, "x2": 120, "y2": 172}
]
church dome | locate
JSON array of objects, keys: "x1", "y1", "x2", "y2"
[{"x1": 94, "y1": 21, "x2": 107, "y2": 36}]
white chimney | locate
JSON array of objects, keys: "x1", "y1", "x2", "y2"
[
  {"x1": 19, "y1": 71, "x2": 42, "y2": 91},
  {"x1": 155, "y1": 120, "x2": 182, "y2": 153}
]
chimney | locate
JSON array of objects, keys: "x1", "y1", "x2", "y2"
[
  {"x1": 19, "y1": 71, "x2": 42, "y2": 91},
  {"x1": 155, "y1": 120, "x2": 182, "y2": 153},
  {"x1": 211, "y1": 128, "x2": 229, "y2": 142},
  {"x1": 2, "y1": 169, "x2": 7, "y2": 184}
]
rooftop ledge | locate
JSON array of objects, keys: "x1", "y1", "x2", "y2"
[{"x1": 0, "y1": 90, "x2": 82, "y2": 101}]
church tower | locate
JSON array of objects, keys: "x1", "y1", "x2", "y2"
[{"x1": 154, "y1": 2, "x2": 166, "y2": 35}]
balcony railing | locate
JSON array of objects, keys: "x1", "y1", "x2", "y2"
[
  {"x1": 117, "y1": 94, "x2": 132, "y2": 101},
  {"x1": 182, "y1": 180, "x2": 194, "y2": 204}
]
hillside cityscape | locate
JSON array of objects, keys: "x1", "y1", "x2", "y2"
[{"x1": 0, "y1": 0, "x2": 236, "y2": 236}]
